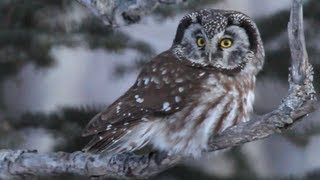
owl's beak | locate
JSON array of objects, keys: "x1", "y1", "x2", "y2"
[
  {"x1": 208, "y1": 51, "x2": 212, "y2": 62},
  {"x1": 206, "y1": 43, "x2": 215, "y2": 62}
]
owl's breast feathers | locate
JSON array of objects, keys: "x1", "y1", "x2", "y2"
[
  {"x1": 82, "y1": 51, "x2": 210, "y2": 153},
  {"x1": 149, "y1": 69, "x2": 255, "y2": 156}
]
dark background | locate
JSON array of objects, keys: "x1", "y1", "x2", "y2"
[{"x1": 0, "y1": 0, "x2": 320, "y2": 179}]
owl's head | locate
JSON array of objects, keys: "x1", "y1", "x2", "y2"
[{"x1": 172, "y1": 9, "x2": 265, "y2": 75}]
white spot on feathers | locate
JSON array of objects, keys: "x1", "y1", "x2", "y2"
[
  {"x1": 150, "y1": 76, "x2": 160, "y2": 84},
  {"x1": 106, "y1": 124, "x2": 112, "y2": 130},
  {"x1": 178, "y1": 87, "x2": 184, "y2": 92},
  {"x1": 199, "y1": 72, "x2": 206, "y2": 77},
  {"x1": 162, "y1": 102, "x2": 171, "y2": 111},
  {"x1": 136, "y1": 98, "x2": 144, "y2": 103},
  {"x1": 163, "y1": 77, "x2": 170, "y2": 84},
  {"x1": 175, "y1": 78, "x2": 184, "y2": 83},
  {"x1": 116, "y1": 105, "x2": 121, "y2": 113},
  {"x1": 135, "y1": 95, "x2": 144, "y2": 103},
  {"x1": 175, "y1": 96, "x2": 181, "y2": 103},
  {"x1": 143, "y1": 77, "x2": 150, "y2": 85}
]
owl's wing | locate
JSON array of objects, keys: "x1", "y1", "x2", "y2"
[{"x1": 82, "y1": 51, "x2": 207, "y2": 153}]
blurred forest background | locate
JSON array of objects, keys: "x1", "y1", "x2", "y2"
[{"x1": 0, "y1": 0, "x2": 320, "y2": 179}]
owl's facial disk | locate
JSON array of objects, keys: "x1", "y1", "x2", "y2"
[{"x1": 174, "y1": 23, "x2": 252, "y2": 73}]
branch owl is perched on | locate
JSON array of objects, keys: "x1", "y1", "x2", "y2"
[{"x1": 82, "y1": 9, "x2": 265, "y2": 157}]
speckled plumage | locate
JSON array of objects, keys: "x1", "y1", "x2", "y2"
[{"x1": 82, "y1": 9, "x2": 265, "y2": 157}]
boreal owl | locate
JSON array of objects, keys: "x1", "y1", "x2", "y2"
[{"x1": 82, "y1": 9, "x2": 265, "y2": 157}]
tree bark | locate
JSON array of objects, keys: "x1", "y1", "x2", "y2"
[{"x1": 0, "y1": 0, "x2": 316, "y2": 179}]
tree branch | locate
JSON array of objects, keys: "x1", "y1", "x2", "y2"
[
  {"x1": 0, "y1": 0, "x2": 316, "y2": 179},
  {"x1": 0, "y1": 150, "x2": 181, "y2": 179},
  {"x1": 76, "y1": 0, "x2": 184, "y2": 27}
]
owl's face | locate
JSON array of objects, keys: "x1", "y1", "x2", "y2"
[{"x1": 172, "y1": 9, "x2": 264, "y2": 74}]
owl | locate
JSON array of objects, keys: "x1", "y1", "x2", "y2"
[{"x1": 82, "y1": 9, "x2": 265, "y2": 157}]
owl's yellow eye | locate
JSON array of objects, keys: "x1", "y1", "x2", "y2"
[
  {"x1": 219, "y1": 38, "x2": 233, "y2": 48},
  {"x1": 196, "y1": 37, "x2": 206, "y2": 47}
]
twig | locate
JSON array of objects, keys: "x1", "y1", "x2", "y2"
[{"x1": 0, "y1": 0, "x2": 316, "y2": 179}]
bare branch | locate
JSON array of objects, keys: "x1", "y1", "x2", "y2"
[
  {"x1": 0, "y1": 0, "x2": 316, "y2": 179},
  {"x1": 76, "y1": 0, "x2": 184, "y2": 27},
  {"x1": 288, "y1": 0, "x2": 308, "y2": 84},
  {"x1": 0, "y1": 149, "x2": 181, "y2": 179}
]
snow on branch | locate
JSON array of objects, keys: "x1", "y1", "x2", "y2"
[
  {"x1": 0, "y1": 0, "x2": 316, "y2": 179},
  {"x1": 76, "y1": 0, "x2": 185, "y2": 26}
]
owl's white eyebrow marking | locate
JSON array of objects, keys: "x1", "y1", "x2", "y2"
[
  {"x1": 223, "y1": 25, "x2": 250, "y2": 48},
  {"x1": 194, "y1": 29, "x2": 203, "y2": 37}
]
